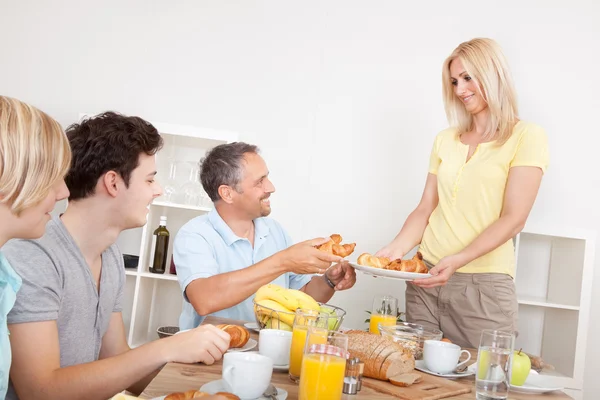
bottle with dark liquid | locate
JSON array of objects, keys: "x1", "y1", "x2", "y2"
[{"x1": 150, "y1": 216, "x2": 169, "y2": 274}]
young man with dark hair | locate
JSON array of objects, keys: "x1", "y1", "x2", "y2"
[{"x1": 2, "y1": 112, "x2": 230, "y2": 400}]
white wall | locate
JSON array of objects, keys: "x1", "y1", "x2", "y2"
[{"x1": 2, "y1": 0, "x2": 599, "y2": 396}]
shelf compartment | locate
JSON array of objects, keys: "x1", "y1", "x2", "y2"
[
  {"x1": 516, "y1": 304, "x2": 579, "y2": 385},
  {"x1": 515, "y1": 232, "x2": 585, "y2": 308}
]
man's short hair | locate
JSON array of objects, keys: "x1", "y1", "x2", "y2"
[
  {"x1": 65, "y1": 111, "x2": 163, "y2": 200},
  {"x1": 200, "y1": 142, "x2": 259, "y2": 201}
]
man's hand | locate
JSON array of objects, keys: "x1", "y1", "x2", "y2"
[
  {"x1": 325, "y1": 261, "x2": 357, "y2": 290},
  {"x1": 164, "y1": 324, "x2": 230, "y2": 365},
  {"x1": 411, "y1": 253, "x2": 466, "y2": 288},
  {"x1": 281, "y1": 238, "x2": 343, "y2": 275}
]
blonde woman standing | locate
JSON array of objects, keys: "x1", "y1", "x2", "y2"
[
  {"x1": 0, "y1": 96, "x2": 71, "y2": 398},
  {"x1": 377, "y1": 38, "x2": 549, "y2": 348}
]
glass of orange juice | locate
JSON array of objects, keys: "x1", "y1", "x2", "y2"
[
  {"x1": 289, "y1": 309, "x2": 329, "y2": 383},
  {"x1": 369, "y1": 295, "x2": 398, "y2": 334},
  {"x1": 299, "y1": 328, "x2": 348, "y2": 400}
]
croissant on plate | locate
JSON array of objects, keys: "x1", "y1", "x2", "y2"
[
  {"x1": 216, "y1": 324, "x2": 250, "y2": 348},
  {"x1": 165, "y1": 391, "x2": 239, "y2": 400},
  {"x1": 317, "y1": 234, "x2": 356, "y2": 257},
  {"x1": 386, "y1": 252, "x2": 429, "y2": 274},
  {"x1": 356, "y1": 253, "x2": 391, "y2": 269}
]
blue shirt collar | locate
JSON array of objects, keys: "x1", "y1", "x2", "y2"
[{"x1": 208, "y1": 208, "x2": 270, "y2": 247}]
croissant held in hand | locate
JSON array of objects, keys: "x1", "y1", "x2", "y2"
[
  {"x1": 386, "y1": 252, "x2": 429, "y2": 274},
  {"x1": 356, "y1": 253, "x2": 391, "y2": 269},
  {"x1": 316, "y1": 234, "x2": 356, "y2": 258},
  {"x1": 216, "y1": 324, "x2": 250, "y2": 348}
]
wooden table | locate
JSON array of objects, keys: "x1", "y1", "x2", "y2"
[{"x1": 140, "y1": 317, "x2": 571, "y2": 400}]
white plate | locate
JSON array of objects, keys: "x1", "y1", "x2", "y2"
[
  {"x1": 244, "y1": 322, "x2": 261, "y2": 332},
  {"x1": 200, "y1": 379, "x2": 288, "y2": 399},
  {"x1": 415, "y1": 360, "x2": 475, "y2": 379},
  {"x1": 227, "y1": 338, "x2": 258, "y2": 353},
  {"x1": 467, "y1": 363, "x2": 564, "y2": 394},
  {"x1": 348, "y1": 261, "x2": 431, "y2": 281}
]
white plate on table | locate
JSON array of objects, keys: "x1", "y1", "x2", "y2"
[
  {"x1": 175, "y1": 330, "x2": 257, "y2": 353},
  {"x1": 415, "y1": 360, "x2": 475, "y2": 379},
  {"x1": 467, "y1": 363, "x2": 564, "y2": 394},
  {"x1": 200, "y1": 379, "x2": 288, "y2": 399},
  {"x1": 227, "y1": 338, "x2": 258, "y2": 353},
  {"x1": 348, "y1": 261, "x2": 431, "y2": 281},
  {"x1": 244, "y1": 322, "x2": 260, "y2": 332}
]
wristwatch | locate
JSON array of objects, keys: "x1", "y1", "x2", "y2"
[{"x1": 323, "y1": 273, "x2": 336, "y2": 290}]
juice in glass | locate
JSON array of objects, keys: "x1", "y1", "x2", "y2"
[
  {"x1": 288, "y1": 309, "x2": 329, "y2": 382},
  {"x1": 298, "y1": 353, "x2": 346, "y2": 400},
  {"x1": 289, "y1": 326, "x2": 327, "y2": 378},
  {"x1": 369, "y1": 313, "x2": 397, "y2": 334},
  {"x1": 370, "y1": 295, "x2": 398, "y2": 334}
]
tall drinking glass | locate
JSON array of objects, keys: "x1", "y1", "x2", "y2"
[
  {"x1": 288, "y1": 309, "x2": 329, "y2": 383},
  {"x1": 298, "y1": 328, "x2": 348, "y2": 400},
  {"x1": 369, "y1": 295, "x2": 398, "y2": 334},
  {"x1": 476, "y1": 330, "x2": 515, "y2": 400}
]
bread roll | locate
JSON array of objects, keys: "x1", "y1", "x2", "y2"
[
  {"x1": 216, "y1": 324, "x2": 250, "y2": 348},
  {"x1": 357, "y1": 253, "x2": 390, "y2": 269},
  {"x1": 386, "y1": 252, "x2": 428, "y2": 274}
]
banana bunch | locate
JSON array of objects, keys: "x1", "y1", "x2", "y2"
[{"x1": 254, "y1": 283, "x2": 320, "y2": 328}]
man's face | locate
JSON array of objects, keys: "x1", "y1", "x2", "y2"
[
  {"x1": 118, "y1": 153, "x2": 163, "y2": 229},
  {"x1": 231, "y1": 152, "x2": 275, "y2": 219}
]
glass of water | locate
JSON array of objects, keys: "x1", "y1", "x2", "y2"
[{"x1": 476, "y1": 329, "x2": 515, "y2": 400}]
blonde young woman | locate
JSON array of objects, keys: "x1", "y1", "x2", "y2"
[
  {"x1": 376, "y1": 38, "x2": 549, "y2": 348},
  {"x1": 0, "y1": 96, "x2": 71, "y2": 398}
]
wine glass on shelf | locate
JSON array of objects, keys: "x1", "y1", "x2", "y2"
[
  {"x1": 180, "y1": 161, "x2": 203, "y2": 207},
  {"x1": 162, "y1": 160, "x2": 180, "y2": 204}
]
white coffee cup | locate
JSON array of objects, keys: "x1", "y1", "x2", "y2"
[
  {"x1": 222, "y1": 352, "x2": 273, "y2": 399},
  {"x1": 423, "y1": 340, "x2": 471, "y2": 374},
  {"x1": 258, "y1": 329, "x2": 292, "y2": 366}
]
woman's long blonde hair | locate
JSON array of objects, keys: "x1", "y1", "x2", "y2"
[
  {"x1": 442, "y1": 38, "x2": 519, "y2": 144},
  {"x1": 0, "y1": 96, "x2": 71, "y2": 214}
]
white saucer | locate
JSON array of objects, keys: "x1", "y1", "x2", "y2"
[
  {"x1": 467, "y1": 363, "x2": 563, "y2": 394},
  {"x1": 415, "y1": 360, "x2": 475, "y2": 379},
  {"x1": 200, "y1": 379, "x2": 288, "y2": 399},
  {"x1": 244, "y1": 322, "x2": 261, "y2": 332},
  {"x1": 227, "y1": 338, "x2": 258, "y2": 353}
]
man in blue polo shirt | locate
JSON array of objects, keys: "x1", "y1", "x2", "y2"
[{"x1": 174, "y1": 142, "x2": 357, "y2": 329}]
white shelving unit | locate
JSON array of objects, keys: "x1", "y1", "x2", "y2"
[
  {"x1": 77, "y1": 115, "x2": 241, "y2": 348},
  {"x1": 513, "y1": 225, "x2": 596, "y2": 400}
]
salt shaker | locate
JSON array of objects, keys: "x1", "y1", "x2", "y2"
[{"x1": 343, "y1": 357, "x2": 360, "y2": 395}]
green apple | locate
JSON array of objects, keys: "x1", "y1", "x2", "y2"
[
  {"x1": 319, "y1": 305, "x2": 339, "y2": 331},
  {"x1": 265, "y1": 317, "x2": 292, "y2": 331},
  {"x1": 511, "y1": 349, "x2": 531, "y2": 386}
]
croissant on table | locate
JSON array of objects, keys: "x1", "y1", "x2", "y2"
[
  {"x1": 386, "y1": 252, "x2": 429, "y2": 274},
  {"x1": 165, "y1": 391, "x2": 239, "y2": 400},
  {"x1": 317, "y1": 234, "x2": 356, "y2": 258},
  {"x1": 216, "y1": 324, "x2": 250, "y2": 348}
]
